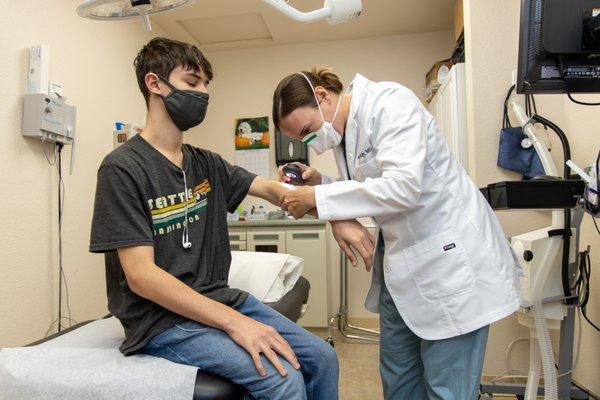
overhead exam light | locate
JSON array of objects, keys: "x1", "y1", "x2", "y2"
[
  {"x1": 261, "y1": 0, "x2": 362, "y2": 25},
  {"x1": 76, "y1": 0, "x2": 196, "y2": 32}
]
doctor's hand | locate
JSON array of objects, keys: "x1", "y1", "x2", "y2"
[
  {"x1": 331, "y1": 220, "x2": 375, "y2": 271},
  {"x1": 278, "y1": 162, "x2": 322, "y2": 186},
  {"x1": 279, "y1": 186, "x2": 316, "y2": 219}
]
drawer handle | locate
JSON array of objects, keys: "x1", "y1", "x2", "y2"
[
  {"x1": 292, "y1": 233, "x2": 320, "y2": 240},
  {"x1": 253, "y1": 234, "x2": 280, "y2": 240}
]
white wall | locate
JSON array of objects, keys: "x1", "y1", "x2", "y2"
[
  {"x1": 464, "y1": 0, "x2": 600, "y2": 393},
  {"x1": 190, "y1": 30, "x2": 455, "y2": 320},
  {"x1": 0, "y1": 2, "x2": 163, "y2": 346}
]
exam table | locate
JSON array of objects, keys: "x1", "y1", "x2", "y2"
[{"x1": 24, "y1": 276, "x2": 310, "y2": 400}]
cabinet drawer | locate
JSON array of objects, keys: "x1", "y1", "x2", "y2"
[
  {"x1": 247, "y1": 231, "x2": 286, "y2": 253},
  {"x1": 230, "y1": 241, "x2": 247, "y2": 251},
  {"x1": 228, "y1": 231, "x2": 246, "y2": 242}
]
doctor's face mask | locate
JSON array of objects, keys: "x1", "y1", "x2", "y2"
[{"x1": 298, "y1": 72, "x2": 343, "y2": 155}]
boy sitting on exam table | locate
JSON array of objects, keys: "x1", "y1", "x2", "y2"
[{"x1": 89, "y1": 37, "x2": 374, "y2": 400}]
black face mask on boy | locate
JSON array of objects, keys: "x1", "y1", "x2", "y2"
[{"x1": 157, "y1": 74, "x2": 209, "y2": 132}]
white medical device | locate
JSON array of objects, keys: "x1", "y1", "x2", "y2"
[
  {"x1": 22, "y1": 94, "x2": 76, "y2": 145},
  {"x1": 261, "y1": 0, "x2": 362, "y2": 25},
  {"x1": 24, "y1": 45, "x2": 76, "y2": 145},
  {"x1": 76, "y1": 0, "x2": 196, "y2": 31},
  {"x1": 512, "y1": 227, "x2": 576, "y2": 325}
]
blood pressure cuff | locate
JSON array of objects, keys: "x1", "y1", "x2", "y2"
[{"x1": 497, "y1": 127, "x2": 545, "y2": 180}]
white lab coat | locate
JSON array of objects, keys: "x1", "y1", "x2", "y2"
[{"x1": 315, "y1": 74, "x2": 522, "y2": 340}]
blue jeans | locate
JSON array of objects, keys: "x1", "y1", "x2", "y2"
[
  {"x1": 379, "y1": 281, "x2": 489, "y2": 400},
  {"x1": 140, "y1": 295, "x2": 339, "y2": 400}
]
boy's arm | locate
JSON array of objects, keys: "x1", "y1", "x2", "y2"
[
  {"x1": 248, "y1": 177, "x2": 375, "y2": 269},
  {"x1": 117, "y1": 245, "x2": 299, "y2": 377},
  {"x1": 248, "y1": 176, "x2": 319, "y2": 218},
  {"x1": 248, "y1": 176, "x2": 297, "y2": 209}
]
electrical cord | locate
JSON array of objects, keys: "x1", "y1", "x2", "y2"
[
  {"x1": 592, "y1": 215, "x2": 600, "y2": 235},
  {"x1": 42, "y1": 141, "x2": 58, "y2": 166},
  {"x1": 573, "y1": 381, "x2": 600, "y2": 400},
  {"x1": 505, "y1": 338, "x2": 529, "y2": 373},
  {"x1": 572, "y1": 247, "x2": 600, "y2": 333},
  {"x1": 45, "y1": 143, "x2": 75, "y2": 334},
  {"x1": 57, "y1": 144, "x2": 75, "y2": 332},
  {"x1": 567, "y1": 93, "x2": 600, "y2": 106},
  {"x1": 556, "y1": 56, "x2": 600, "y2": 106},
  {"x1": 490, "y1": 337, "x2": 529, "y2": 383},
  {"x1": 503, "y1": 85, "x2": 552, "y2": 152},
  {"x1": 556, "y1": 308, "x2": 582, "y2": 378},
  {"x1": 582, "y1": 308, "x2": 600, "y2": 332},
  {"x1": 530, "y1": 114, "x2": 573, "y2": 302},
  {"x1": 44, "y1": 316, "x2": 79, "y2": 338},
  {"x1": 57, "y1": 143, "x2": 64, "y2": 332}
]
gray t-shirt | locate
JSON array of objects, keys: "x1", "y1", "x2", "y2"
[{"x1": 89, "y1": 134, "x2": 256, "y2": 355}]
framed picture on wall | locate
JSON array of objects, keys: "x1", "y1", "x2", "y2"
[
  {"x1": 234, "y1": 116, "x2": 271, "y2": 178},
  {"x1": 234, "y1": 117, "x2": 270, "y2": 150}
]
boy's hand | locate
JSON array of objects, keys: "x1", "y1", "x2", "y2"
[
  {"x1": 225, "y1": 313, "x2": 300, "y2": 377},
  {"x1": 279, "y1": 186, "x2": 316, "y2": 219},
  {"x1": 331, "y1": 220, "x2": 375, "y2": 270}
]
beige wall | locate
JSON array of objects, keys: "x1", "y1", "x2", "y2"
[
  {"x1": 0, "y1": 2, "x2": 163, "y2": 346},
  {"x1": 191, "y1": 30, "x2": 455, "y2": 319},
  {"x1": 198, "y1": 30, "x2": 454, "y2": 192},
  {"x1": 0, "y1": 9, "x2": 454, "y2": 346},
  {"x1": 464, "y1": 0, "x2": 600, "y2": 393}
]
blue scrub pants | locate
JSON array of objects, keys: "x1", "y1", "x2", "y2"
[
  {"x1": 379, "y1": 279, "x2": 489, "y2": 400},
  {"x1": 140, "y1": 295, "x2": 339, "y2": 400}
]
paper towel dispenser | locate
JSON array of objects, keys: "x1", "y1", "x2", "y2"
[{"x1": 275, "y1": 128, "x2": 309, "y2": 166}]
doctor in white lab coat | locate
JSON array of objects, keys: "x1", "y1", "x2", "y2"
[{"x1": 274, "y1": 67, "x2": 522, "y2": 400}]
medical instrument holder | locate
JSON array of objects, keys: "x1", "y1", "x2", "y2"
[
  {"x1": 480, "y1": 207, "x2": 589, "y2": 400},
  {"x1": 326, "y1": 251, "x2": 380, "y2": 346},
  {"x1": 479, "y1": 97, "x2": 589, "y2": 400}
]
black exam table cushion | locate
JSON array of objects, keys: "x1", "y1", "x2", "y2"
[{"x1": 28, "y1": 276, "x2": 310, "y2": 400}]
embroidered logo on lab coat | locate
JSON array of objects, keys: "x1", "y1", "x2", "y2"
[
  {"x1": 443, "y1": 243, "x2": 456, "y2": 251},
  {"x1": 357, "y1": 146, "x2": 374, "y2": 160}
]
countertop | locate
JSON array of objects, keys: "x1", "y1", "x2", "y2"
[{"x1": 228, "y1": 217, "x2": 327, "y2": 227}]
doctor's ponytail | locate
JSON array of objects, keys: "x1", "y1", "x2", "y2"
[
  {"x1": 273, "y1": 66, "x2": 343, "y2": 131},
  {"x1": 310, "y1": 67, "x2": 344, "y2": 93}
]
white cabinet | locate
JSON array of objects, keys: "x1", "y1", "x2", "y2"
[
  {"x1": 228, "y1": 222, "x2": 330, "y2": 327},
  {"x1": 427, "y1": 63, "x2": 469, "y2": 171},
  {"x1": 285, "y1": 230, "x2": 328, "y2": 328}
]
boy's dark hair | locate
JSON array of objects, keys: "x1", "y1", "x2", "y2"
[{"x1": 134, "y1": 37, "x2": 214, "y2": 107}]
